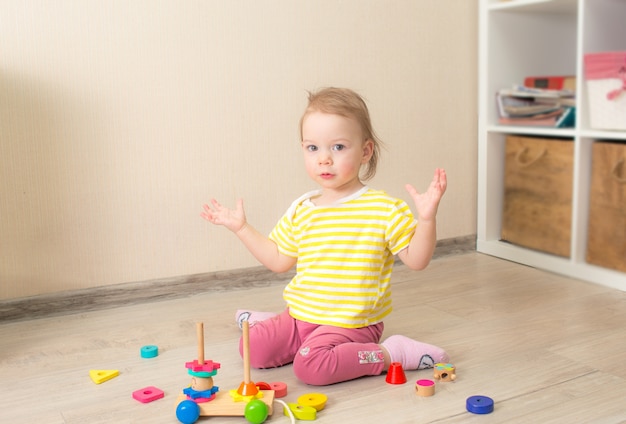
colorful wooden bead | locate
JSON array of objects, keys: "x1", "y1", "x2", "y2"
[
  {"x1": 132, "y1": 386, "x2": 164, "y2": 403},
  {"x1": 190, "y1": 376, "x2": 214, "y2": 391},
  {"x1": 415, "y1": 379, "x2": 436, "y2": 397},
  {"x1": 89, "y1": 369, "x2": 119, "y2": 384},
  {"x1": 433, "y1": 362, "x2": 456, "y2": 381},
  {"x1": 140, "y1": 345, "x2": 159, "y2": 358},
  {"x1": 297, "y1": 393, "x2": 328, "y2": 411}
]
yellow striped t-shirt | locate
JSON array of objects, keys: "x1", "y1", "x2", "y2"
[{"x1": 269, "y1": 187, "x2": 417, "y2": 328}]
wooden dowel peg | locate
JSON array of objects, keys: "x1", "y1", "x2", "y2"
[
  {"x1": 197, "y1": 322, "x2": 204, "y2": 364},
  {"x1": 237, "y1": 320, "x2": 258, "y2": 396},
  {"x1": 242, "y1": 320, "x2": 251, "y2": 384}
]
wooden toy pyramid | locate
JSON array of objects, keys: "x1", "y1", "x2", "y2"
[{"x1": 175, "y1": 321, "x2": 274, "y2": 417}]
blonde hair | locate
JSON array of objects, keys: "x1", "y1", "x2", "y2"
[{"x1": 300, "y1": 87, "x2": 383, "y2": 181}]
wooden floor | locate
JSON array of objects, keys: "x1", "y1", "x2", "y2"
[{"x1": 1, "y1": 251, "x2": 625, "y2": 423}]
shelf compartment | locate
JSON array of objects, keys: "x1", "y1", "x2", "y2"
[
  {"x1": 586, "y1": 140, "x2": 626, "y2": 272},
  {"x1": 478, "y1": 0, "x2": 626, "y2": 291},
  {"x1": 485, "y1": 5, "x2": 578, "y2": 126},
  {"x1": 501, "y1": 135, "x2": 574, "y2": 257}
]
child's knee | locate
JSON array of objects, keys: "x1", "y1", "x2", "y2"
[
  {"x1": 292, "y1": 349, "x2": 334, "y2": 386},
  {"x1": 241, "y1": 326, "x2": 291, "y2": 369},
  {"x1": 293, "y1": 363, "x2": 332, "y2": 385}
]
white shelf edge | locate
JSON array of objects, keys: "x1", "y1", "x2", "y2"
[
  {"x1": 476, "y1": 239, "x2": 626, "y2": 292},
  {"x1": 579, "y1": 130, "x2": 626, "y2": 140},
  {"x1": 487, "y1": 126, "x2": 626, "y2": 140},
  {"x1": 486, "y1": 125, "x2": 576, "y2": 138},
  {"x1": 488, "y1": 0, "x2": 577, "y2": 14}
]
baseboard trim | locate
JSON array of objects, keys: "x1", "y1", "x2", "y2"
[{"x1": 0, "y1": 235, "x2": 476, "y2": 322}]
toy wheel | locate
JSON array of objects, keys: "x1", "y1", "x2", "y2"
[
  {"x1": 176, "y1": 400, "x2": 200, "y2": 423},
  {"x1": 244, "y1": 399, "x2": 269, "y2": 424}
]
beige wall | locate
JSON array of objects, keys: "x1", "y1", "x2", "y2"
[{"x1": 0, "y1": 1, "x2": 478, "y2": 300}]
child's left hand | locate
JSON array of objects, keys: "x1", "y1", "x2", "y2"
[{"x1": 405, "y1": 168, "x2": 447, "y2": 222}]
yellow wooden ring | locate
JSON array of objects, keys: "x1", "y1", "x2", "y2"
[
  {"x1": 284, "y1": 403, "x2": 316, "y2": 420},
  {"x1": 297, "y1": 393, "x2": 328, "y2": 411}
]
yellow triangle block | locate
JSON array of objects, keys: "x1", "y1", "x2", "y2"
[{"x1": 90, "y1": 369, "x2": 119, "y2": 384}]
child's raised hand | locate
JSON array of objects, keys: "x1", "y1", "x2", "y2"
[
  {"x1": 405, "y1": 168, "x2": 447, "y2": 222},
  {"x1": 201, "y1": 198, "x2": 247, "y2": 233}
]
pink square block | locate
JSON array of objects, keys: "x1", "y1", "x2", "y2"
[{"x1": 132, "y1": 386, "x2": 164, "y2": 403}]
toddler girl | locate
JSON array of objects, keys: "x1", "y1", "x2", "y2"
[{"x1": 202, "y1": 87, "x2": 449, "y2": 385}]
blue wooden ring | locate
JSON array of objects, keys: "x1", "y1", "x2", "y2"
[
  {"x1": 140, "y1": 345, "x2": 158, "y2": 358},
  {"x1": 466, "y1": 395, "x2": 494, "y2": 414},
  {"x1": 183, "y1": 385, "x2": 219, "y2": 399}
]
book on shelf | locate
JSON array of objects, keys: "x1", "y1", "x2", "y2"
[
  {"x1": 524, "y1": 75, "x2": 576, "y2": 91},
  {"x1": 498, "y1": 106, "x2": 576, "y2": 128},
  {"x1": 496, "y1": 84, "x2": 576, "y2": 128},
  {"x1": 498, "y1": 84, "x2": 575, "y2": 101}
]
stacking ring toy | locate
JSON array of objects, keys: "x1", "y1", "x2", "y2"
[
  {"x1": 297, "y1": 393, "x2": 328, "y2": 411},
  {"x1": 466, "y1": 395, "x2": 494, "y2": 414},
  {"x1": 140, "y1": 345, "x2": 158, "y2": 358},
  {"x1": 270, "y1": 382, "x2": 288, "y2": 398}
]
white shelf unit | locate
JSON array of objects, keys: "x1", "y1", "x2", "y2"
[{"x1": 477, "y1": 0, "x2": 626, "y2": 291}]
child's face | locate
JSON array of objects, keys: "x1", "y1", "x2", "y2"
[{"x1": 301, "y1": 112, "x2": 373, "y2": 200}]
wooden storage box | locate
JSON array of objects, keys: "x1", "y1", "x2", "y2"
[
  {"x1": 586, "y1": 141, "x2": 626, "y2": 272},
  {"x1": 501, "y1": 135, "x2": 573, "y2": 257}
]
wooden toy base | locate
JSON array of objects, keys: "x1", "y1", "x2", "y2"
[{"x1": 176, "y1": 390, "x2": 275, "y2": 416}]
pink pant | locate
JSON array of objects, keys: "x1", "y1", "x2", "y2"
[{"x1": 239, "y1": 309, "x2": 386, "y2": 386}]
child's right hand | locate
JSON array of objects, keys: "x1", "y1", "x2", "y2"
[{"x1": 201, "y1": 198, "x2": 247, "y2": 233}]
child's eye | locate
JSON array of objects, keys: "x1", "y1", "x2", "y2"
[
  {"x1": 306, "y1": 145, "x2": 318, "y2": 152},
  {"x1": 332, "y1": 144, "x2": 345, "y2": 151}
]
